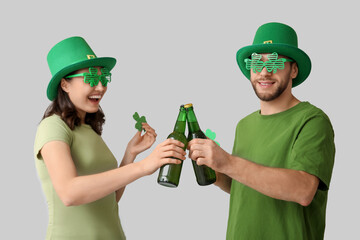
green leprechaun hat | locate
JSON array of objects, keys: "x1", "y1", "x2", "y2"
[
  {"x1": 46, "y1": 36, "x2": 116, "y2": 100},
  {"x1": 236, "y1": 22, "x2": 311, "y2": 87}
]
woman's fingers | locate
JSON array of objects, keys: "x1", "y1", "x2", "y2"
[
  {"x1": 142, "y1": 123, "x2": 157, "y2": 137},
  {"x1": 162, "y1": 158, "x2": 182, "y2": 165},
  {"x1": 162, "y1": 151, "x2": 186, "y2": 160},
  {"x1": 160, "y1": 138, "x2": 185, "y2": 148},
  {"x1": 159, "y1": 145, "x2": 186, "y2": 160}
]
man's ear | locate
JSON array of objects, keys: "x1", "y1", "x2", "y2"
[
  {"x1": 290, "y1": 62, "x2": 299, "y2": 80},
  {"x1": 60, "y1": 78, "x2": 69, "y2": 93}
]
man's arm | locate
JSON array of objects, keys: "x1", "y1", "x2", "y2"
[
  {"x1": 214, "y1": 172, "x2": 232, "y2": 194},
  {"x1": 225, "y1": 155, "x2": 319, "y2": 206},
  {"x1": 188, "y1": 139, "x2": 319, "y2": 206}
]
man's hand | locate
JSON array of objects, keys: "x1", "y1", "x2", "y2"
[{"x1": 188, "y1": 138, "x2": 232, "y2": 173}]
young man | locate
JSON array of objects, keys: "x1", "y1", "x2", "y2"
[{"x1": 188, "y1": 22, "x2": 335, "y2": 239}]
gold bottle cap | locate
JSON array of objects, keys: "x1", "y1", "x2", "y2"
[{"x1": 184, "y1": 103, "x2": 193, "y2": 108}]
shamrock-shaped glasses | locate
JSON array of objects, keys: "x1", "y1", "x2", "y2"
[
  {"x1": 244, "y1": 52, "x2": 293, "y2": 73},
  {"x1": 65, "y1": 67, "x2": 112, "y2": 87}
]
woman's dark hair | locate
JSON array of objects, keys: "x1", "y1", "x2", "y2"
[{"x1": 42, "y1": 80, "x2": 105, "y2": 135}]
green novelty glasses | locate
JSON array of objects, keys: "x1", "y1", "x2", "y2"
[
  {"x1": 65, "y1": 67, "x2": 112, "y2": 87},
  {"x1": 245, "y1": 52, "x2": 293, "y2": 73}
]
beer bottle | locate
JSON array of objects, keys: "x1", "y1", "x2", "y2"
[
  {"x1": 184, "y1": 103, "x2": 216, "y2": 186},
  {"x1": 157, "y1": 105, "x2": 188, "y2": 187}
]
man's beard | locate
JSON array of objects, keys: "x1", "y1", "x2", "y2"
[{"x1": 251, "y1": 77, "x2": 291, "y2": 102}]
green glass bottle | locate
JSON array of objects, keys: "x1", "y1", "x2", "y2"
[
  {"x1": 157, "y1": 105, "x2": 188, "y2": 187},
  {"x1": 184, "y1": 103, "x2": 216, "y2": 186}
]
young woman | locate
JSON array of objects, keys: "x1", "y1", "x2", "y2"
[{"x1": 34, "y1": 36, "x2": 185, "y2": 240}]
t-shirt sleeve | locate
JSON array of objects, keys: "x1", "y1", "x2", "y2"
[
  {"x1": 290, "y1": 115, "x2": 335, "y2": 191},
  {"x1": 232, "y1": 121, "x2": 241, "y2": 155},
  {"x1": 34, "y1": 115, "x2": 73, "y2": 161}
]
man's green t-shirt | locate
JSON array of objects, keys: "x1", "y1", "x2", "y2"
[
  {"x1": 34, "y1": 115, "x2": 126, "y2": 240},
  {"x1": 226, "y1": 102, "x2": 335, "y2": 240}
]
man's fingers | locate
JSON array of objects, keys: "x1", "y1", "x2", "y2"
[
  {"x1": 193, "y1": 157, "x2": 206, "y2": 166},
  {"x1": 187, "y1": 138, "x2": 210, "y2": 149},
  {"x1": 189, "y1": 149, "x2": 204, "y2": 161}
]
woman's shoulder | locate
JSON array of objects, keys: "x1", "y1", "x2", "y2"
[
  {"x1": 34, "y1": 114, "x2": 73, "y2": 159},
  {"x1": 40, "y1": 114, "x2": 62, "y2": 124},
  {"x1": 40, "y1": 114, "x2": 68, "y2": 128},
  {"x1": 37, "y1": 114, "x2": 73, "y2": 138},
  {"x1": 34, "y1": 115, "x2": 74, "y2": 159}
]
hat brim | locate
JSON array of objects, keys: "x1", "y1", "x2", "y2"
[
  {"x1": 47, "y1": 57, "x2": 116, "y2": 101},
  {"x1": 236, "y1": 44, "x2": 311, "y2": 87}
]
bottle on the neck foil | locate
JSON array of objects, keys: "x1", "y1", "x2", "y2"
[
  {"x1": 184, "y1": 103, "x2": 216, "y2": 186},
  {"x1": 157, "y1": 105, "x2": 188, "y2": 187}
]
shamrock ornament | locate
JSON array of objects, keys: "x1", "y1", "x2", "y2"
[
  {"x1": 245, "y1": 52, "x2": 292, "y2": 74},
  {"x1": 205, "y1": 129, "x2": 220, "y2": 146},
  {"x1": 245, "y1": 53, "x2": 263, "y2": 73},
  {"x1": 99, "y1": 68, "x2": 111, "y2": 87},
  {"x1": 84, "y1": 67, "x2": 100, "y2": 87},
  {"x1": 265, "y1": 52, "x2": 286, "y2": 73},
  {"x1": 133, "y1": 112, "x2": 147, "y2": 132}
]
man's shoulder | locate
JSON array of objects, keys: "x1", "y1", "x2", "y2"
[
  {"x1": 297, "y1": 101, "x2": 332, "y2": 122},
  {"x1": 242, "y1": 107, "x2": 261, "y2": 118},
  {"x1": 235, "y1": 102, "x2": 331, "y2": 128},
  {"x1": 234, "y1": 110, "x2": 259, "y2": 129}
]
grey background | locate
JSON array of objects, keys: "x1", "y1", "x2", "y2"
[{"x1": 1, "y1": 0, "x2": 358, "y2": 239}]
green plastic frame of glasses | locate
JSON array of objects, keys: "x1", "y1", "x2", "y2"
[
  {"x1": 65, "y1": 67, "x2": 112, "y2": 87},
  {"x1": 244, "y1": 52, "x2": 293, "y2": 73}
]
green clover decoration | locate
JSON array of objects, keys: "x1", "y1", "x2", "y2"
[
  {"x1": 205, "y1": 129, "x2": 220, "y2": 146},
  {"x1": 84, "y1": 67, "x2": 100, "y2": 87},
  {"x1": 99, "y1": 68, "x2": 111, "y2": 86},
  {"x1": 65, "y1": 67, "x2": 112, "y2": 87},
  {"x1": 244, "y1": 52, "x2": 291, "y2": 74},
  {"x1": 133, "y1": 112, "x2": 147, "y2": 132}
]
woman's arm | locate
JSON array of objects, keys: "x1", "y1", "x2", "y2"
[
  {"x1": 41, "y1": 138, "x2": 185, "y2": 206},
  {"x1": 115, "y1": 151, "x2": 136, "y2": 202},
  {"x1": 115, "y1": 122, "x2": 158, "y2": 202}
]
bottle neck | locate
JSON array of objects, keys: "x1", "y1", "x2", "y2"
[
  {"x1": 186, "y1": 107, "x2": 201, "y2": 132},
  {"x1": 173, "y1": 108, "x2": 187, "y2": 134}
]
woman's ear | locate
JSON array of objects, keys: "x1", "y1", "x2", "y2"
[{"x1": 60, "y1": 78, "x2": 69, "y2": 93}]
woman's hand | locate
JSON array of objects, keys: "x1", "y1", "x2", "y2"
[
  {"x1": 139, "y1": 139, "x2": 186, "y2": 175},
  {"x1": 126, "y1": 123, "x2": 157, "y2": 159}
]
